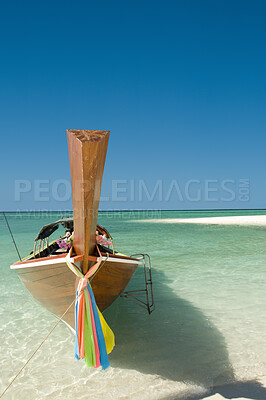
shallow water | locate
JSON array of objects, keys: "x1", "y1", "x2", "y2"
[{"x1": 0, "y1": 210, "x2": 266, "y2": 399}]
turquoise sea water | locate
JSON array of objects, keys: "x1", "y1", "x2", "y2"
[{"x1": 0, "y1": 210, "x2": 266, "y2": 399}]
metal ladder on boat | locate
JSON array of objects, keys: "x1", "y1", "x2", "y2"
[{"x1": 120, "y1": 254, "x2": 155, "y2": 314}]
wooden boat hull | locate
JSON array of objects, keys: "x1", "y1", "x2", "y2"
[
  {"x1": 10, "y1": 131, "x2": 143, "y2": 333},
  {"x1": 11, "y1": 254, "x2": 139, "y2": 329}
]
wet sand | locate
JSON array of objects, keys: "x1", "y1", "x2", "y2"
[{"x1": 198, "y1": 375, "x2": 266, "y2": 400}]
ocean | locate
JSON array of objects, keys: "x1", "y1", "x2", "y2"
[{"x1": 0, "y1": 210, "x2": 266, "y2": 399}]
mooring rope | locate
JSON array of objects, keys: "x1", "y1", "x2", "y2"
[
  {"x1": 2, "y1": 212, "x2": 22, "y2": 261},
  {"x1": 0, "y1": 296, "x2": 78, "y2": 399},
  {"x1": 1, "y1": 249, "x2": 110, "y2": 398}
]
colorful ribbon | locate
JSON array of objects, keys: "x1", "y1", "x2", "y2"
[{"x1": 65, "y1": 251, "x2": 115, "y2": 369}]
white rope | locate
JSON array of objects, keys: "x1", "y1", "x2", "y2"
[
  {"x1": 1, "y1": 248, "x2": 109, "y2": 398},
  {"x1": 0, "y1": 297, "x2": 77, "y2": 399}
]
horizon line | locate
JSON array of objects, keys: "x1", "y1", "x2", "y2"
[{"x1": 1, "y1": 208, "x2": 266, "y2": 213}]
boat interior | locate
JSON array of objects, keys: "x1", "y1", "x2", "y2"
[
  {"x1": 17, "y1": 217, "x2": 155, "y2": 314},
  {"x1": 29, "y1": 217, "x2": 114, "y2": 260}
]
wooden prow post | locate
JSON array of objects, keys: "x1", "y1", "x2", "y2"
[{"x1": 67, "y1": 130, "x2": 110, "y2": 274}]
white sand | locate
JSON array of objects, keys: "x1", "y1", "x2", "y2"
[
  {"x1": 135, "y1": 213, "x2": 266, "y2": 399},
  {"x1": 197, "y1": 375, "x2": 266, "y2": 400},
  {"x1": 138, "y1": 215, "x2": 266, "y2": 226}
]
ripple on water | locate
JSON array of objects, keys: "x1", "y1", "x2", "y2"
[{"x1": 1, "y1": 211, "x2": 266, "y2": 399}]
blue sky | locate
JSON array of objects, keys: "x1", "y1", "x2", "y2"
[{"x1": 1, "y1": 0, "x2": 266, "y2": 211}]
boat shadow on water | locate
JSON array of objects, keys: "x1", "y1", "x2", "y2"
[{"x1": 104, "y1": 267, "x2": 266, "y2": 400}]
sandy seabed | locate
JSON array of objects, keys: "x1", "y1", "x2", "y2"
[
  {"x1": 198, "y1": 375, "x2": 266, "y2": 400},
  {"x1": 2, "y1": 212, "x2": 265, "y2": 400},
  {"x1": 138, "y1": 213, "x2": 266, "y2": 399}
]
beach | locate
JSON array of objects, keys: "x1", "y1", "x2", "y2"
[
  {"x1": 198, "y1": 374, "x2": 266, "y2": 400},
  {"x1": 1, "y1": 210, "x2": 266, "y2": 399},
  {"x1": 194, "y1": 375, "x2": 266, "y2": 400},
  {"x1": 138, "y1": 214, "x2": 266, "y2": 226}
]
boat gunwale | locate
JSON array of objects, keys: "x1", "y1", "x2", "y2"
[{"x1": 10, "y1": 252, "x2": 140, "y2": 269}]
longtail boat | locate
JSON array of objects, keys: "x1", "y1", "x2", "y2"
[{"x1": 10, "y1": 130, "x2": 154, "y2": 333}]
